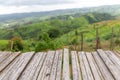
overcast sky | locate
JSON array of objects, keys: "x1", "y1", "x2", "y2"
[{"x1": 0, "y1": 0, "x2": 120, "y2": 15}]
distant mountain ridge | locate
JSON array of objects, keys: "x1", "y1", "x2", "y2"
[{"x1": 0, "y1": 4, "x2": 120, "y2": 22}]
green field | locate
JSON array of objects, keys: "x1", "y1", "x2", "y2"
[{"x1": 0, "y1": 40, "x2": 8, "y2": 51}]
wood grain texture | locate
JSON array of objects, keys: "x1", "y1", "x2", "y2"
[
  {"x1": 97, "y1": 49, "x2": 120, "y2": 80},
  {"x1": 0, "y1": 49, "x2": 119, "y2": 80},
  {"x1": 71, "y1": 51, "x2": 82, "y2": 80},
  {"x1": 62, "y1": 48, "x2": 70, "y2": 80}
]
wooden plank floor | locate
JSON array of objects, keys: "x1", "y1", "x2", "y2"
[{"x1": 0, "y1": 49, "x2": 120, "y2": 80}]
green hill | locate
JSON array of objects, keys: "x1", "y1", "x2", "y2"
[
  {"x1": 0, "y1": 12, "x2": 114, "y2": 39},
  {"x1": 56, "y1": 20, "x2": 120, "y2": 51},
  {"x1": 1, "y1": 5, "x2": 120, "y2": 51}
]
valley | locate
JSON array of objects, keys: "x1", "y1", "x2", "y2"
[{"x1": 0, "y1": 5, "x2": 120, "y2": 52}]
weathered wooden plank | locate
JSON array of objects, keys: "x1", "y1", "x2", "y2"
[
  {"x1": 37, "y1": 51, "x2": 55, "y2": 80},
  {"x1": 49, "y1": 51, "x2": 59, "y2": 80},
  {"x1": 117, "y1": 51, "x2": 120, "y2": 56},
  {"x1": 105, "y1": 51, "x2": 120, "y2": 70},
  {"x1": 106, "y1": 51, "x2": 120, "y2": 61},
  {"x1": 0, "y1": 52, "x2": 11, "y2": 63},
  {"x1": 62, "y1": 48, "x2": 70, "y2": 80},
  {"x1": 92, "y1": 52, "x2": 114, "y2": 80},
  {"x1": 0, "y1": 52, "x2": 34, "y2": 80},
  {"x1": 0, "y1": 52, "x2": 20, "y2": 72},
  {"x1": 86, "y1": 52, "x2": 103, "y2": 80},
  {"x1": 43, "y1": 51, "x2": 55, "y2": 80},
  {"x1": 0, "y1": 53, "x2": 26, "y2": 79},
  {"x1": 55, "y1": 50, "x2": 63, "y2": 80},
  {"x1": 82, "y1": 52, "x2": 94, "y2": 80},
  {"x1": 97, "y1": 49, "x2": 120, "y2": 80},
  {"x1": 36, "y1": 52, "x2": 50, "y2": 80},
  {"x1": 78, "y1": 52, "x2": 88, "y2": 80},
  {"x1": 31, "y1": 52, "x2": 47, "y2": 80},
  {"x1": 0, "y1": 51, "x2": 10, "y2": 57},
  {"x1": 114, "y1": 51, "x2": 120, "y2": 58},
  {"x1": 71, "y1": 51, "x2": 82, "y2": 80},
  {"x1": 18, "y1": 52, "x2": 43, "y2": 80},
  {"x1": 0, "y1": 49, "x2": 119, "y2": 80},
  {"x1": 8, "y1": 52, "x2": 34, "y2": 80}
]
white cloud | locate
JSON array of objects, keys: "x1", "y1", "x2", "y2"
[
  {"x1": 0, "y1": 0, "x2": 74, "y2": 5},
  {"x1": 0, "y1": 0, "x2": 120, "y2": 14}
]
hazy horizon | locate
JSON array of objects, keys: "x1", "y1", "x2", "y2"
[{"x1": 0, "y1": 0, "x2": 120, "y2": 15}]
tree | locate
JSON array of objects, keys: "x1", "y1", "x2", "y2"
[
  {"x1": 38, "y1": 32, "x2": 51, "y2": 42},
  {"x1": 35, "y1": 41, "x2": 49, "y2": 52},
  {"x1": 36, "y1": 32, "x2": 52, "y2": 52},
  {"x1": 48, "y1": 28, "x2": 61, "y2": 38},
  {"x1": 35, "y1": 32, "x2": 63, "y2": 52},
  {"x1": 71, "y1": 17, "x2": 89, "y2": 29}
]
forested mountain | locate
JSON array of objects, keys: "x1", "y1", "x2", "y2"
[{"x1": 0, "y1": 4, "x2": 120, "y2": 23}]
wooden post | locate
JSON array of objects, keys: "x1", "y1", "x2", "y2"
[
  {"x1": 80, "y1": 32, "x2": 84, "y2": 51},
  {"x1": 96, "y1": 27, "x2": 100, "y2": 50},
  {"x1": 79, "y1": 30, "x2": 89, "y2": 51},
  {"x1": 119, "y1": 28, "x2": 120, "y2": 40},
  {"x1": 75, "y1": 30, "x2": 78, "y2": 51},
  {"x1": 11, "y1": 40, "x2": 13, "y2": 51},
  {"x1": 110, "y1": 27, "x2": 114, "y2": 50},
  {"x1": 116, "y1": 28, "x2": 120, "y2": 40},
  {"x1": 119, "y1": 28, "x2": 120, "y2": 47}
]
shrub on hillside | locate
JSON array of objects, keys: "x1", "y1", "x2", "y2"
[
  {"x1": 38, "y1": 32, "x2": 51, "y2": 42},
  {"x1": 48, "y1": 28, "x2": 61, "y2": 38},
  {"x1": 35, "y1": 32, "x2": 63, "y2": 52},
  {"x1": 9, "y1": 36, "x2": 23, "y2": 51},
  {"x1": 35, "y1": 41, "x2": 49, "y2": 52}
]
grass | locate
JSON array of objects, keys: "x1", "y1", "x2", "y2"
[
  {"x1": 0, "y1": 40, "x2": 9, "y2": 51},
  {"x1": 55, "y1": 19, "x2": 120, "y2": 51},
  {"x1": 0, "y1": 40, "x2": 8, "y2": 45}
]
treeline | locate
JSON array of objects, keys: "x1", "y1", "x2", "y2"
[{"x1": 0, "y1": 12, "x2": 114, "y2": 40}]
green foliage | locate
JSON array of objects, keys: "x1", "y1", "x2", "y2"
[
  {"x1": 84, "y1": 13, "x2": 114, "y2": 23},
  {"x1": 0, "y1": 40, "x2": 8, "y2": 51},
  {"x1": 9, "y1": 36, "x2": 23, "y2": 51},
  {"x1": 23, "y1": 40, "x2": 36, "y2": 51},
  {"x1": 35, "y1": 41, "x2": 49, "y2": 52},
  {"x1": 71, "y1": 38, "x2": 78, "y2": 45},
  {"x1": 35, "y1": 40, "x2": 63, "y2": 52},
  {"x1": 103, "y1": 34, "x2": 111, "y2": 40},
  {"x1": 38, "y1": 32, "x2": 51, "y2": 42},
  {"x1": 71, "y1": 16, "x2": 89, "y2": 28},
  {"x1": 48, "y1": 28, "x2": 61, "y2": 38},
  {"x1": 0, "y1": 12, "x2": 113, "y2": 40},
  {"x1": 35, "y1": 32, "x2": 63, "y2": 52},
  {"x1": 0, "y1": 12, "x2": 118, "y2": 51},
  {"x1": 115, "y1": 39, "x2": 120, "y2": 46}
]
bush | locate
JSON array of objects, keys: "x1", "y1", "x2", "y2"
[
  {"x1": 35, "y1": 32, "x2": 63, "y2": 52},
  {"x1": 115, "y1": 39, "x2": 120, "y2": 46},
  {"x1": 48, "y1": 28, "x2": 61, "y2": 38},
  {"x1": 35, "y1": 41, "x2": 49, "y2": 52},
  {"x1": 9, "y1": 36, "x2": 23, "y2": 51},
  {"x1": 38, "y1": 32, "x2": 51, "y2": 42},
  {"x1": 103, "y1": 34, "x2": 111, "y2": 40}
]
